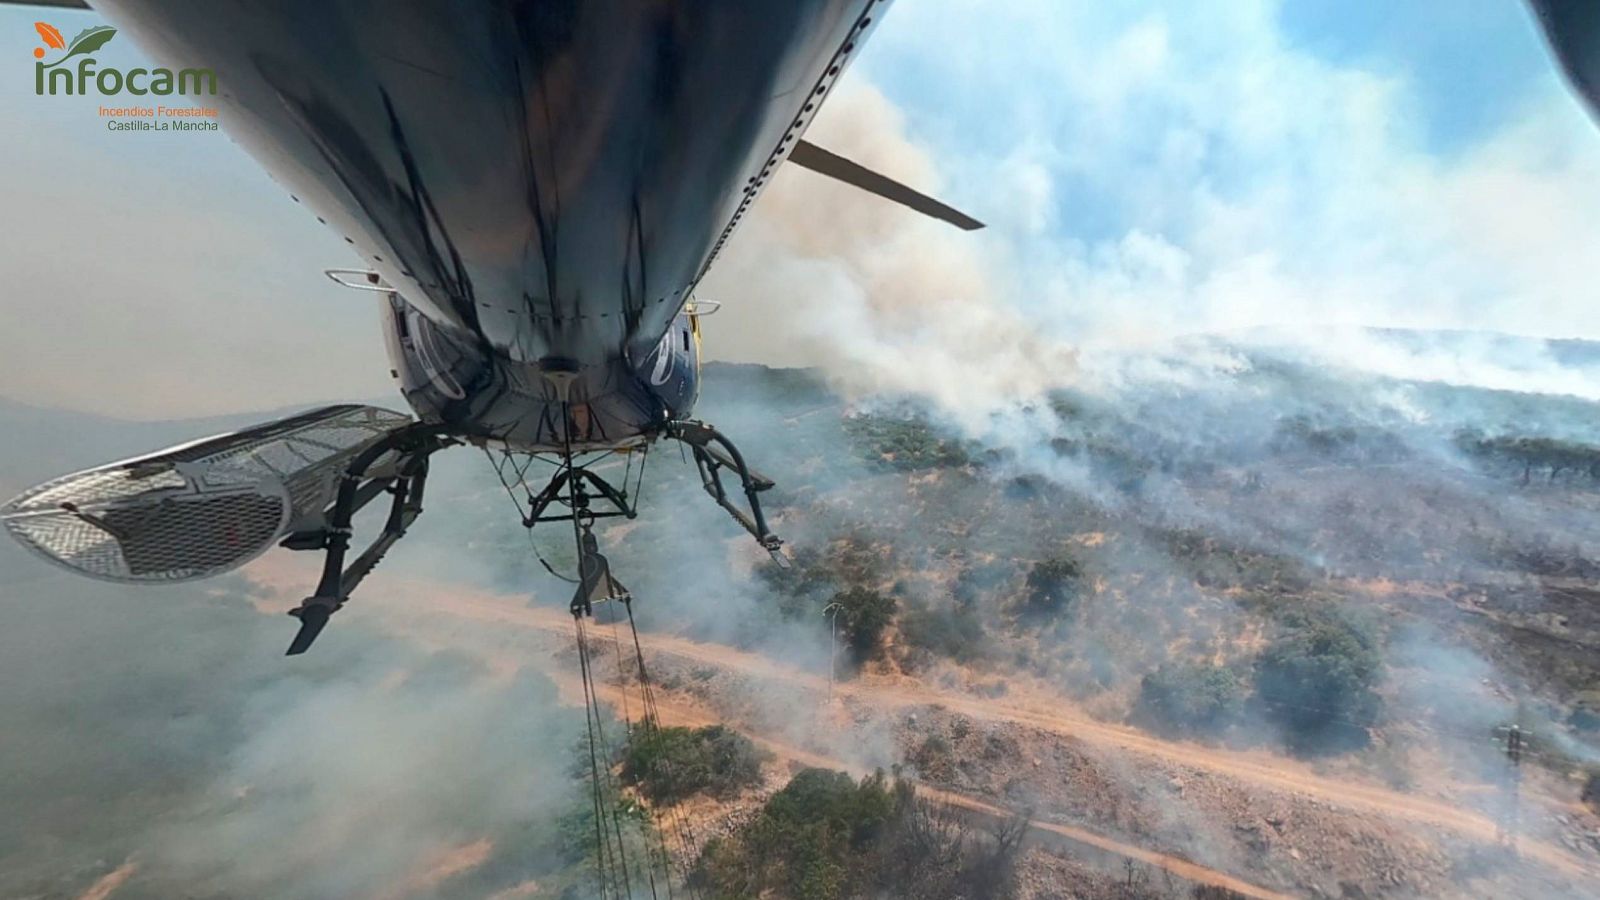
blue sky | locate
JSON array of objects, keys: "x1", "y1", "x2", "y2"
[
  {"x1": 863, "y1": 0, "x2": 1567, "y2": 160},
  {"x1": 1271, "y1": 0, "x2": 1559, "y2": 153},
  {"x1": 850, "y1": 0, "x2": 1587, "y2": 247},
  {"x1": 3, "y1": 2, "x2": 1599, "y2": 418}
]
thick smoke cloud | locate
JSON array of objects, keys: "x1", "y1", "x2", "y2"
[
  {"x1": 0, "y1": 529, "x2": 595, "y2": 899},
  {"x1": 704, "y1": 1, "x2": 1600, "y2": 410},
  {"x1": 701, "y1": 82, "x2": 1080, "y2": 428}
]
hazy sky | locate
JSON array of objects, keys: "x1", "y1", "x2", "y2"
[{"x1": 3, "y1": 2, "x2": 1599, "y2": 420}]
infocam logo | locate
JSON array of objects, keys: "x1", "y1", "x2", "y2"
[{"x1": 33, "y1": 21, "x2": 215, "y2": 96}]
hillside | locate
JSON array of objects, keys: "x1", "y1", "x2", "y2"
[{"x1": 3, "y1": 331, "x2": 1600, "y2": 898}]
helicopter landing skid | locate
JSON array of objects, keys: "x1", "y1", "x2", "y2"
[
  {"x1": 665, "y1": 419, "x2": 788, "y2": 568},
  {"x1": 281, "y1": 422, "x2": 457, "y2": 655}
]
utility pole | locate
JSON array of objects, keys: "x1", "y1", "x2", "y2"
[
  {"x1": 823, "y1": 601, "x2": 844, "y2": 702},
  {"x1": 1492, "y1": 723, "x2": 1524, "y2": 852}
]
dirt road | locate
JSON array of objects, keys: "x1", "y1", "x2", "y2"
[
  {"x1": 244, "y1": 561, "x2": 1600, "y2": 884},
  {"x1": 548, "y1": 641, "x2": 1296, "y2": 900}
]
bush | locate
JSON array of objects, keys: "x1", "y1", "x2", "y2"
[
  {"x1": 843, "y1": 414, "x2": 971, "y2": 470},
  {"x1": 1136, "y1": 661, "x2": 1244, "y2": 736},
  {"x1": 740, "y1": 769, "x2": 897, "y2": 900},
  {"x1": 1022, "y1": 556, "x2": 1082, "y2": 618},
  {"x1": 899, "y1": 601, "x2": 986, "y2": 665},
  {"x1": 1160, "y1": 528, "x2": 1310, "y2": 595},
  {"x1": 953, "y1": 561, "x2": 1012, "y2": 606},
  {"x1": 760, "y1": 538, "x2": 884, "y2": 624},
  {"x1": 695, "y1": 769, "x2": 1024, "y2": 900},
  {"x1": 556, "y1": 796, "x2": 601, "y2": 866},
  {"x1": 554, "y1": 778, "x2": 651, "y2": 867},
  {"x1": 1583, "y1": 769, "x2": 1600, "y2": 815},
  {"x1": 758, "y1": 769, "x2": 896, "y2": 847},
  {"x1": 759, "y1": 546, "x2": 842, "y2": 619},
  {"x1": 622, "y1": 725, "x2": 768, "y2": 804},
  {"x1": 1254, "y1": 610, "x2": 1383, "y2": 753},
  {"x1": 833, "y1": 587, "x2": 896, "y2": 667}
]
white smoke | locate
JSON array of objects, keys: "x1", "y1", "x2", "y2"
[
  {"x1": 701, "y1": 83, "x2": 1079, "y2": 432},
  {"x1": 702, "y1": 1, "x2": 1600, "y2": 425}
]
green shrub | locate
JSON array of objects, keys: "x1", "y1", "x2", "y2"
[
  {"x1": 556, "y1": 796, "x2": 601, "y2": 866},
  {"x1": 833, "y1": 587, "x2": 896, "y2": 667},
  {"x1": 759, "y1": 546, "x2": 841, "y2": 618},
  {"x1": 1022, "y1": 556, "x2": 1082, "y2": 618},
  {"x1": 760, "y1": 538, "x2": 884, "y2": 624},
  {"x1": 1254, "y1": 609, "x2": 1383, "y2": 753},
  {"x1": 1136, "y1": 661, "x2": 1244, "y2": 736},
  {"x1": 758, "y1": 769, "x2": 897, "y2": 848},
  {"x1": 1271, "y1": 415, "x2": 1410, "y2": 463},
  {"x1": 695, "y1": 769, "x2": 1024, "y2": 900},
  {"x1": 738, "y1": 769, "x2": 896, "y2": 900},
  {"x1": 899, "y1": 601, "x2": 985, "y2": 664},
  {"x1": 843, "y1": 414, "x2": 971, "y2": 470},
  {"x1": 622, "y1": 724, "x2": 768, "y2": 803},
  {"x1": 1159, "y1": 528, "x2": 1310, "y2": 595}
]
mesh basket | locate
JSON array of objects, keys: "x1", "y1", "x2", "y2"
[{"x1": 2, "y1": 405, "x2": 412, "y2": 583}]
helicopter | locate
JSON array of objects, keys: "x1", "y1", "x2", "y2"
[
  {"x1": 4, "y1": 0, "x2": 1598, "y2": 661},
  {"x1": 0, "y1": 0, "x2": 987, "y2": 655}
]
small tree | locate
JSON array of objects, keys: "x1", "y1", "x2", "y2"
[
  {"x1": 1254, "y1": 610, "x2": 1383, "y2": 753},
  {"x1": 1023, "y1": 556, "x2": 1082, "y2": 617},
  {"x1": 899, "y1": 601, "x2": 986, "y2": 665},
  {"x1": 745, "y1": 769, "x2": 896, "y2": 899},
  {"x1": 1137, "y1": 661, "x2": 1244, "y2": 736},
  {"x1": 622, "y1": 724, "x2": 768, "y2": 803},
  {"x1": 833, "y1": 587, "x2": 896, "y2": 667},
  {"x1": 694, "y1": 770, "x2": 1024, "y2": 900}
]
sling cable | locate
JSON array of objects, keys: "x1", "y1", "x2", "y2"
[{"x1": 487, "y1": 435, "x2": 705, "y2": 899}]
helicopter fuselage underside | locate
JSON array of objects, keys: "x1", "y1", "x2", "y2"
[{"x1": 95, "y1": 0, "x2": 884, "y2": 448}]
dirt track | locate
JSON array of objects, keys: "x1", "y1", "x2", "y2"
[
  {"x1": 244, "y1": 560, "x2": 1600, "y2": 888},
  {"x1": 543, "y1": 637, "x2": 1295, "y2": 900}
]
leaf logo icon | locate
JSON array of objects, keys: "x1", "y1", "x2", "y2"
[
  {"x1": 64, "y1": 25, "x2": 117, "y2": 58},
  {"x1": 35, "y1": 21, "x2": 65, "y2": 50},
  {"x1": 36, "y1": 24, "x2": 117, "y2": 67}
]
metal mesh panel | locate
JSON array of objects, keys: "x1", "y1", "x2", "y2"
[
  {"x1": 20, "y1": 467, "x2": 187, "y2": 507},
  {"x1": 1, "y1": 405, "x2": 412, "y2": 583},
  {"x1": 8, "y1": 512, "x2": 132, "y2": 580},
  {"x1": 3, "y1": 479, "x2": 288, "y2": 582}
]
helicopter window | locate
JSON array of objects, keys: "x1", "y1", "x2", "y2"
[{"x1": 681, "y1": 329, "x2": 690, "y2": 352}]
